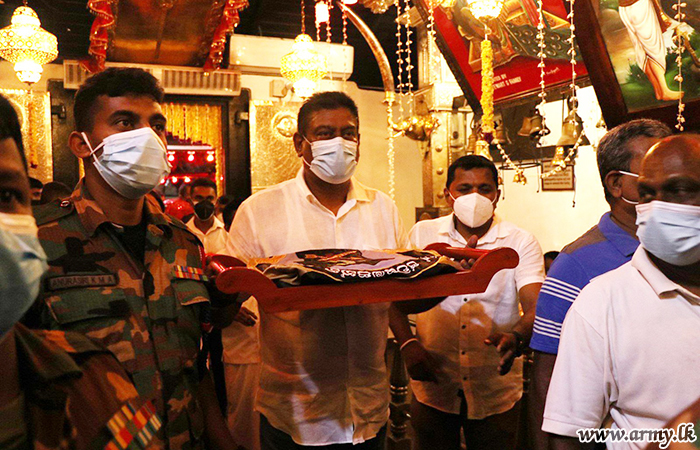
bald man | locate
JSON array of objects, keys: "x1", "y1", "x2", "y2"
[{"x1": 541, "y1": 134, "x2": 700, "y2": 450}]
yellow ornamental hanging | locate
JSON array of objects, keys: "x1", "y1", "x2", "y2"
[{"x1": 480, "y1": 37, "x2": 494, "y2": 139}]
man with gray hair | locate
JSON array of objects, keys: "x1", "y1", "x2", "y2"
[{"x1": 527, "y1": 119, "x2": 671, "y2": 450}]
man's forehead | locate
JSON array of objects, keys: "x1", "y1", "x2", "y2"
[
  {"x1": 453, "y1": 167, "x2": 495, "y2": 183},
  {"x1": 641, "y1": 138, "x2": 700, "y2": 179},
  {"x1": 95, "y1": 94, "x2": 162, "y2": 115},
  {"x1": 308, "y1": 108, "x2": 357, "y2": 127}
]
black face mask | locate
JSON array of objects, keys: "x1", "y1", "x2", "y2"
[{"x1": 194, "y1": 200, "x2": 215, "y2": 221}]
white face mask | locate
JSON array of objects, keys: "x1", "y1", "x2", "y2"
[
  {"x1": 449, "y1": 192, "x2": 496, "y2": 228},
  {"x1": 83, "y1": 127, "x2": 171, "y2": 199},
  {"x1": 302, "y1": 136, "x2": 358, "y2": 184},
  {"x1": 636, "y1": 201, "x2": 700, "y2": 266},
  {"x1": 0, "y1": 212, "x2": 48, "y2": 337}
]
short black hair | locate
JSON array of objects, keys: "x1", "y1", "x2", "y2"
[
  {"x1": 297, "y1": 91, "x2": 359, "y2": 136},
  {"x1": 74, "y1": 67, "x2": 165, "y2": 132},
  {"x1": 446, "y1": 155, "x2": 499, "y2": 188},
  {"x1": 222, "y1": 196, "x2": 245, "y2": 230},
  {"x1": 191, "y1": 177, "x2": 217, "y2": 192},
  {"x1": 544, "y1": 251, "x2": 560, "y2": 260},
  {"x1": 178, "y1": 183, "x2": 191, "y2": 197},
  {"x1": 0, "y1": 94, "x2": 26, "y2": 169},
  {"x1": 217, "y1": 194, "x2": 234, "y2": 206},
  {"x1": 597, "y1": 119, "x2": 671, "y2": 204},
  {"x1": 29, "y1": 177, "x2": 43, "y2": 190}
]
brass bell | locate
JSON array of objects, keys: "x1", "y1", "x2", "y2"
[
  {"x1": 475, "y1": 139, "x2": 493, "y2": 160},
  {"x1": 513, "y1": 171, "x2": 527, "y2": 185},
  {"x1": 518, "y1": 109, "x2": 550, "y2": 139},
  {"x1": 466, "y1": 118, "x2": 481, "y2": 154},
  {"x1": 557, "y1": 97, "x2": 590, "y2": 147},
  {"x1": 492, "y1": 120, "x2": 511, "y2": 145}
]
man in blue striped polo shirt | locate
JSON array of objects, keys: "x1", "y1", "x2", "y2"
[{"x1": 527, "y1": 119, "x2": 671, "y2": 450}]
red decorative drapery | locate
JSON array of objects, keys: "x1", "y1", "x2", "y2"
[
  {"x1": 202, "y1": 0, "x2": 248, "y2": 73},
  {"x1": 80, "y1": 0, "x2": 117, "y2": 73}
]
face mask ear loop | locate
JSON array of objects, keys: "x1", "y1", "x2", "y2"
[{"x1": 81, "y1": 132, "x2": 104, "y2": 161}]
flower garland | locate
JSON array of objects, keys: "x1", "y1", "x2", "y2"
[
  {"x1": 673, "y1": 0, "x2": 686, "y2": 130},
  {"x1": 480, "y1": 31, "x2": 494, "y2": 139}
]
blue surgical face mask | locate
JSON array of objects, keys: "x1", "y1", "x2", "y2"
[
  {"x1": 83, "y1": 127, "x2": 171, "y2": 199},
  {"x1": 0, "y1": 212, "x2": 48, "y2": 337},
  {"x1": 302, "y1": 136, "x2": 358, "y2": 184},
  {"x1": 636, "y1": 201, "x2": 700, "y2": 266}
]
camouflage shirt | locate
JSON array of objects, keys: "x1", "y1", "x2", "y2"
[
  {"x1": 33, "y1": 181, "x2": 210, "y2": 450},
  {"x1": 0, "y1": 323, "x2": 163, "y2": 450}
]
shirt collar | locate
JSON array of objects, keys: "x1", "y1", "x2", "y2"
[
  {"x1": 598, "y1": 212, "x2": 639, "y2": 257},
  {"x1": 72, "y1": 180, "x2": 171, "y2": 237},
  {"x1": 631, "y1": 247, "x2": 700, "y2": 305},
  {"x1": 294, "y1": 169, "x2": 370, "y2": 204},
  {"x1": 440, "y1": 213, "x2": 505, "y2": 246},
  {"x1": 186, "y1": 216, "x2": 226, "y2": 234}
]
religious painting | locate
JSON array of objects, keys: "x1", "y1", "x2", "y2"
[
  {"x1": 597, "y1": 0, "x2": 700, "y2": 109},
  {"x1": 414, "y1": 0, "x2": 589, "y2": 109},
  {"x1": 573, "y1": 0, "x2": 700, "y2": 128}
]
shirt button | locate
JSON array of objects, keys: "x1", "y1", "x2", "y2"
[
  {"x1": 461, "y1": 351, "x2": 466, "y2": 355},
  {"x1": 463, "y1": 297, "x2": 468, "y2": 302},
  {"x1": 461, "y1": 325, "x2": 466, "y2": 330},
  {"x1": 462, "y1": 376, "x2": 467, "y2": 381}
]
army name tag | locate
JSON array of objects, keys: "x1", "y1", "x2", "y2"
[{"x1": 46, "y1": 273, "x2": 119, "y2": 291}]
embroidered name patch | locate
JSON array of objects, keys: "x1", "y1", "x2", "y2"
[
  {"x1": 173, "y1": 265, "x2": 209, "y2": 282},
  {"x1": 46, "y1": 273, "x2": 118, "y2": 291}
]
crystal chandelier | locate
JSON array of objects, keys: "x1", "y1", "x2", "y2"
[
  {"x1": 0, "y1": 3, "x2": 58, "y2": 85},
  {"x1": 280, "y1": 34, "x2": 328, "y2": 99},
  {"x1": 465, "y1": 0, "x2": 506, "y2": 20}
]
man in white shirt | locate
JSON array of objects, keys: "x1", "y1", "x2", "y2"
[
  {"x1": 225, "y1": 91, "x2": 408, "y2": 449},
  {"x1": 543, "y1": 134, "x2": 700, "y2": 450},
  {"x1": 390, "y1": 155, "x2": 545, "y2": 450},
  {"x1": 186, "y1": 177, "x2": 228, "y2": 255}
]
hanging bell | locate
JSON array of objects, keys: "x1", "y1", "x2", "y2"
[
  {"x1": 492, "y1": 120, "x2": 511, "y2": 145},
  {"x1": 557, "y1": 111, "x2": 590, "y2": 147},
  {"x1": 518, "y1": 109, "x2": 550, "y2": 139},
  {"x1": 513, "y1": 171, "x2": 527, "y2": 185},
  {"x1": 475, "y1": 139, "x2": 493, "y2": 160},
  {"x1": 466, "y1": 118, "x2": 481, "y2": 154},
  {"x1": 551, "y1": 146, "x2": 567, "y2": 169}
]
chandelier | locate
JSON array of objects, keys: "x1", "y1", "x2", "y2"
[
  {"x1": 0, "y1": 3, "x2": 58, "y2": 85},
  {"x1": 465, "y1": 0, "x2": 506, "y2": 21},
  {"x1": 280, "y1": 34, "x2": 328, "y2": 99}
]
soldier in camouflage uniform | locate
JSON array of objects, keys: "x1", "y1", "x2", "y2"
[
  {"x1": 30, "y1": 69, "x2": 235, "y2": 449},
  {"x1": 0, "y1": 92, "x2": 163, "y2": 450}
]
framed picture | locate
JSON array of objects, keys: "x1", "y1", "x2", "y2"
[
  {"x1": 541, "y1": 160, "x2": 575, "y2": 190},
  {"x1": 573, "y1": 0, "x2": 700, "y2": 128},
  {"x1": 414, "y1": 0, "x2": 589, "y2": 110}
]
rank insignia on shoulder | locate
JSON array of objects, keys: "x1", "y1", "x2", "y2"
[{"x1": 173, "y1": 265, "x2": 209, "y2": 282}]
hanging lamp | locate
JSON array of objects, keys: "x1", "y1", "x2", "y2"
[{"x1": 0, "y1": 2, "x2": 58, "y2": 85}]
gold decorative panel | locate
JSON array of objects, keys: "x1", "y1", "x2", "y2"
[
  {"x1": 162, "y1": 102, "x2": 225, "y2": 194},
  {"x1": 250, "y1": 101, "x2": 302, "y2": 193},
  {"x1": 1, "y1": 89, "x2": 52, "y2": 183}
]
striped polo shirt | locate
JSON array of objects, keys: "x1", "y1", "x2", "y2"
[{"x1": 529, "y1": 212, "x2": 639, "y2": 354}]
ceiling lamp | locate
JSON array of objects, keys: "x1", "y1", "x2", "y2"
[
  {"x1": 465, "y1": 0, "x2": 506, "y2": 20},
  {"x1": 315, "y1": 1, "x2": 330, "y2": 24},
  {"x1": 0, "y1": 4, "x2": 58, "y2": 85},
  {"x1": 280, "y1": 34, "x2": 328, "y2": 99}
]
